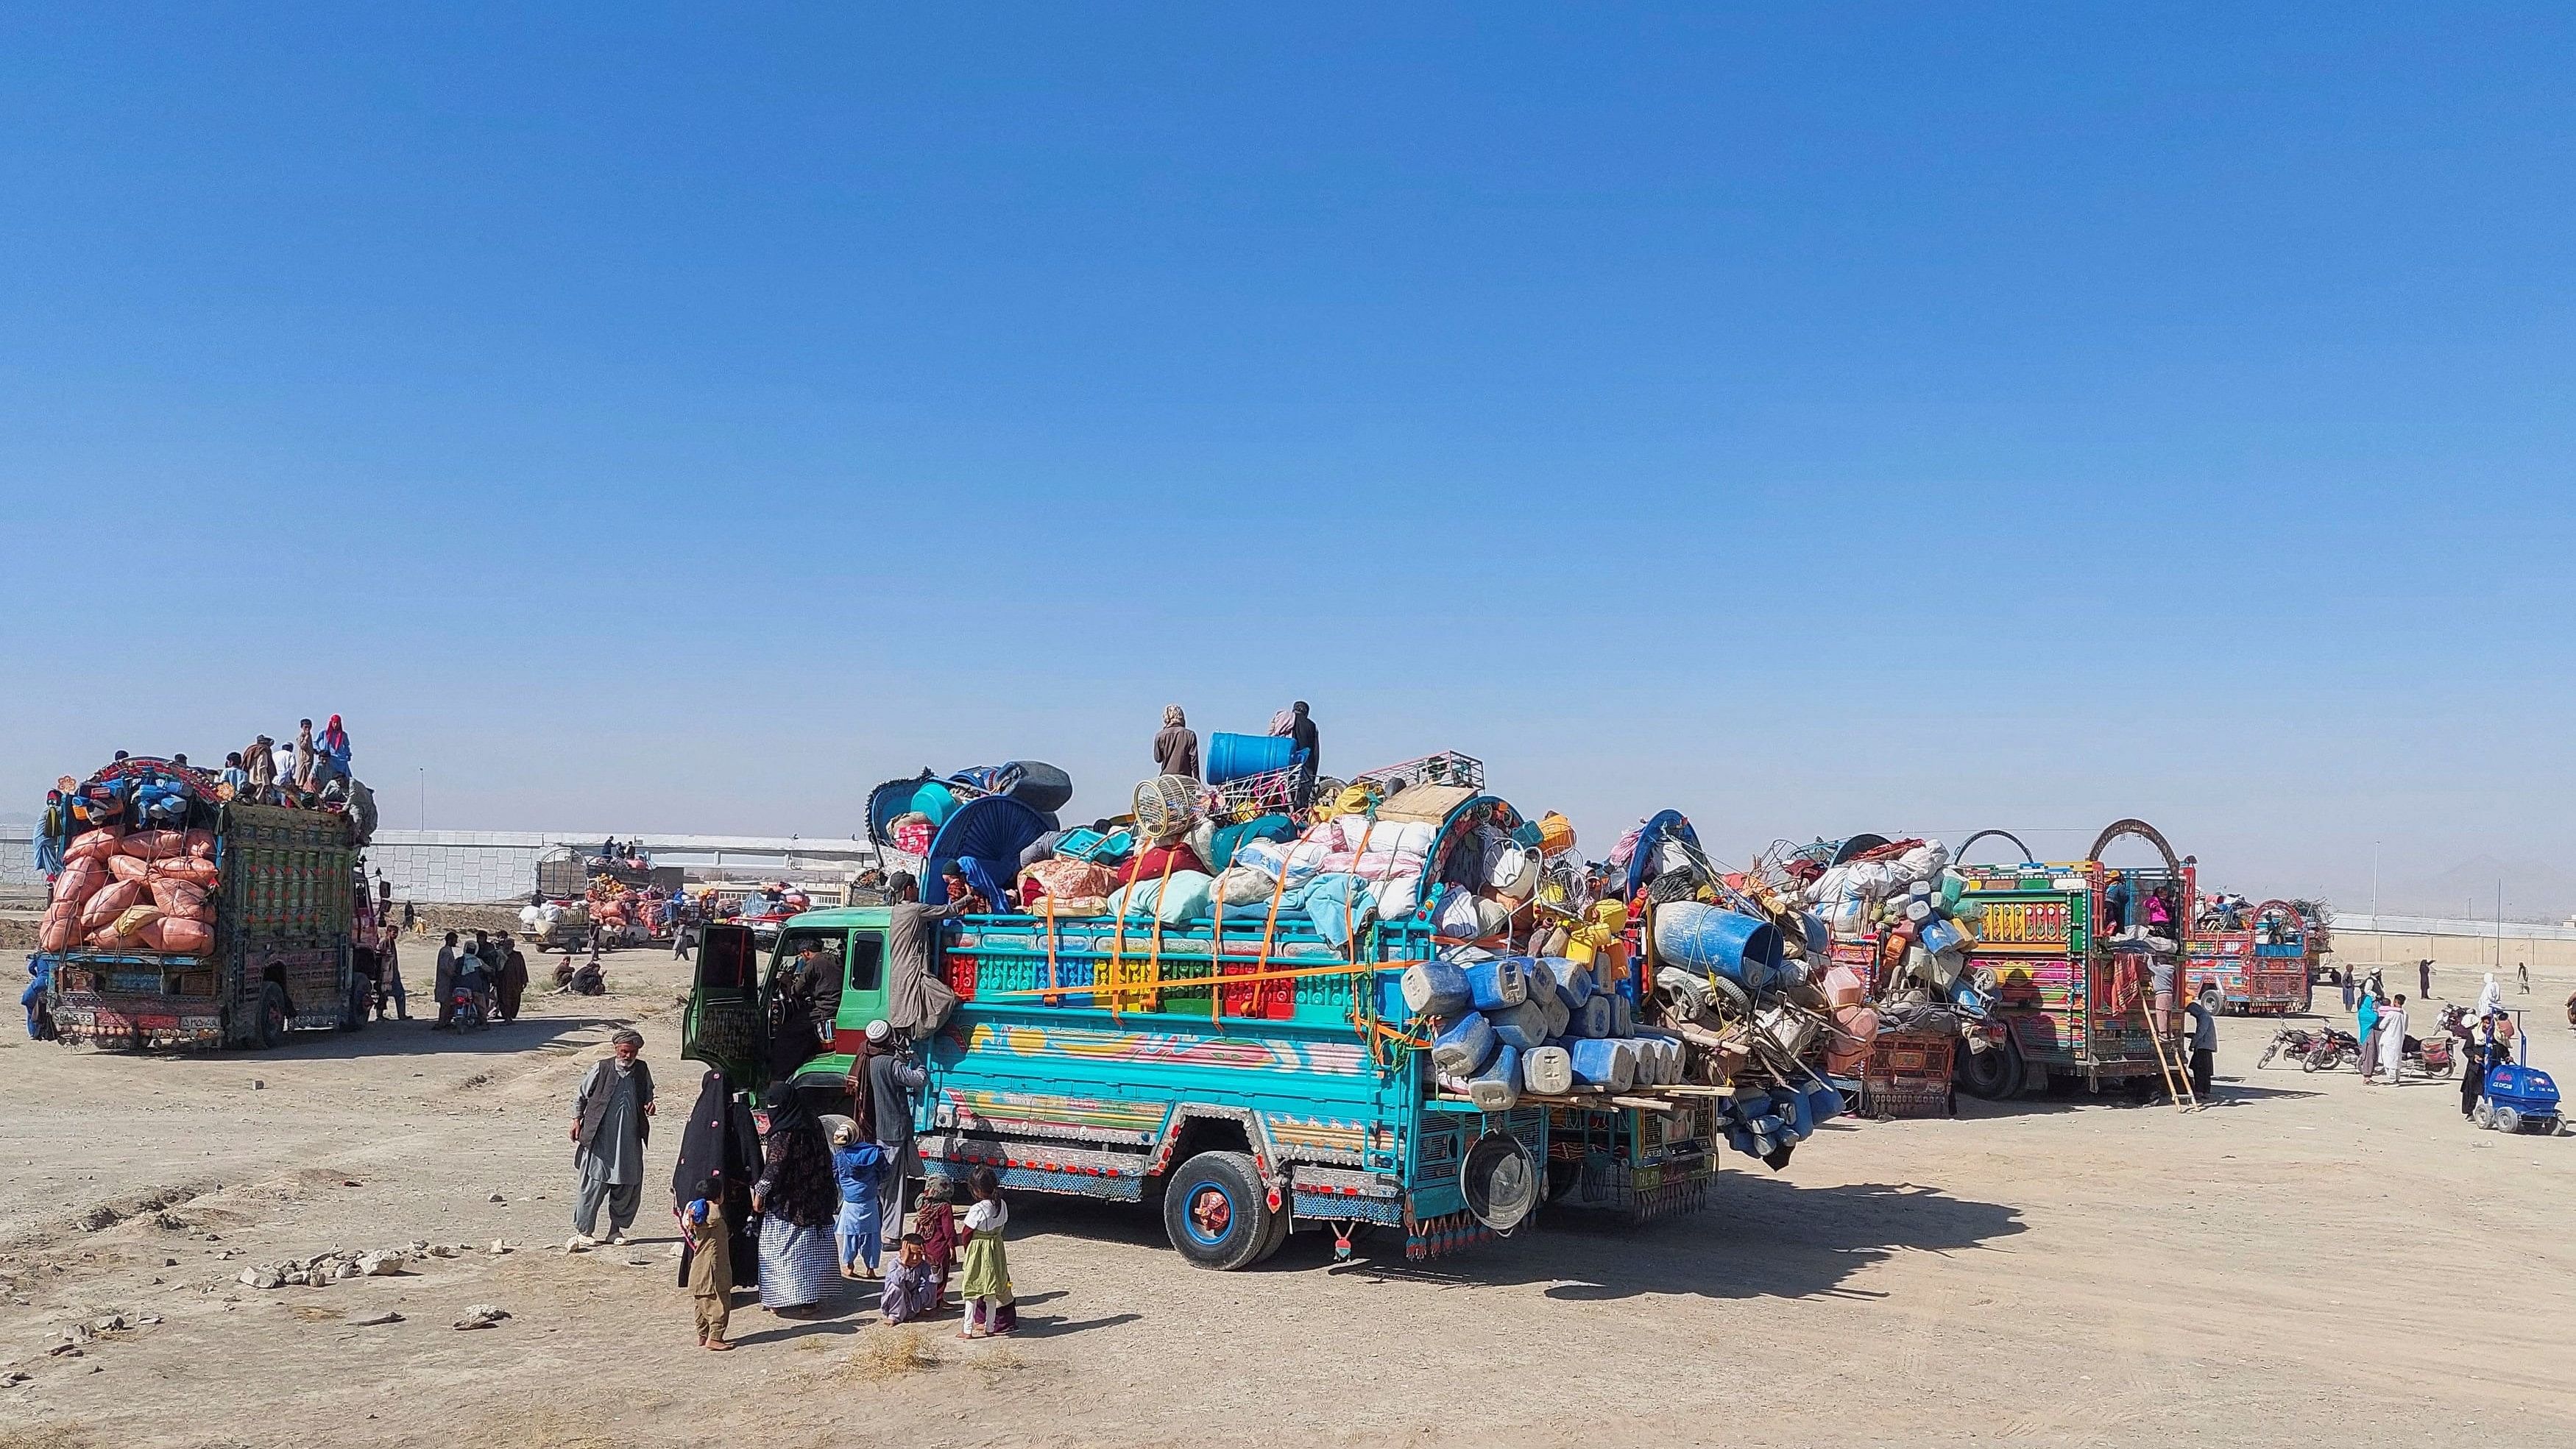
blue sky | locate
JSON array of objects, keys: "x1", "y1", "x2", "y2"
[{"x1": 4, "y1": 6, "x2": 2572, "y2": 911}]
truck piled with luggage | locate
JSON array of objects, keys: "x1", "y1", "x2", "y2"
[
  {"x1": 686, "y1": 743, "x2": 1858, "y2": 1269},
  {"x1": 32, "y1": 756, "x2": 380, "y2": 1049}
]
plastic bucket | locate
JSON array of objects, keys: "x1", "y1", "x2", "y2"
[
  {"x1": 1206, "y1": 732, "x2": 1298, "y2": 786},
  {"x1": 1650, "y1": 902, "x2": 1782, "y2": 990}
]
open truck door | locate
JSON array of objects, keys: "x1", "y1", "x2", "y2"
[{"x1": 683, "y1": 923, "x2": 768, "y2": 1092}]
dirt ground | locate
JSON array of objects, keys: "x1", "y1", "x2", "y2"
[{"x1": 4, "y1": 943, "x2": 2572, "y2": 1449}]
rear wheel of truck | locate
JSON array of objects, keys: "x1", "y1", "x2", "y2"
[
  {"x1": 1252, "y1": 1190, "x2": 1296, "y2": 1264},
  {"x1": 255, "y1": 982, "x2": 290, "y2": 1050},
  {"x1": 1956, "y1": 1038, "x2": 2021, "y2": 1099},
  {"x1": 1161, "y1": 1150, "x2": 1272, "y2": 1271},
  {"x1": 339, "y1": 976, "x2": 370, "y2": 1031}
]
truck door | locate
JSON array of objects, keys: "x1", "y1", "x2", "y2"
[
  {"x1": 683, "y1": 924, "x2": 768, "y2": 1091},
  {"x1": 837, "y1": 928, "x2": 889, "y2": 1049}
]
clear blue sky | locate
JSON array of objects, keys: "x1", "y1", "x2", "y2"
[{"x1": 4, "y1": 7, "x2": 2572, "y2": 912}]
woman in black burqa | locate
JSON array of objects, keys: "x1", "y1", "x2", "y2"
[{"x1": 670, "y1": 1069, "x2": 762, "y2": 1288}]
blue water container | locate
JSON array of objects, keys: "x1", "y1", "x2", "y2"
[
  {"x1": 1206, "y1": 732, "x2": 1298, "y2": 785},
  {"x1": 1431, "y1": 1013, "x2": 1498, "y2": 1076},
  {"x1": 1543, "y1": 957, "x2": 1593, "y2": 1010},
  {"x1": 1468, "y1": 1044, "x2": 1523, "y2": 1110},
  {"x1": 1487, "y1": 1000, "x2": 1550, "y2": 1052},
  {"x1": 1401, "y1": 960, "x2": 1471, "y2": 1017},
  {"x1": 1464, "y1": 957, "x2": 1531, "y2": 1011}
]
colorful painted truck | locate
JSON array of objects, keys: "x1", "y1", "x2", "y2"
[
  {"x1": 2184, "y1": 899, "x2": 2314, "y2": 1016},
  {"x1": 37, "y1": 759, "x2": 377, "y2": 1049},
  {"x1": 1948, "y1": 819, "x2": 2195, "y2": 1099},
  {"x1": 683, "y1": 789, "x2": 1551, "y2": 1271}
]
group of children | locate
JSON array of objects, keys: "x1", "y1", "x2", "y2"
[{"x1": 681, "y1": 1156, "x2": 1016, "y2": 1350}]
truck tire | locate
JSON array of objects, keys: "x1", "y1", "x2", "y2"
[
  {"x1": 255, "y1": 982, "x2": 290, "y2": 1051},
  {"x1": 1956, "y1": 1037, "x2": 2021, "y2": 1099},
  {"x1": 339, "y1": 976, "x2": 371, "y2": 1031},
  {"x1": 1161, "y1": 1150, "x2": 1273, "y2": 1271}
]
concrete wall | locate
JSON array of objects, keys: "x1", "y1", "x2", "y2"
[{"x1": 0, "y1": 824, "x2": 882, "y2": 904}]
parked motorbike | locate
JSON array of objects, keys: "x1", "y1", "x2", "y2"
[
  {"x1": 450, "y1": 966, "x2": 492, "y2": 1032},
  {"x1": 2259, "y1": 1024, "x2": 2359, "y2": 1071}
]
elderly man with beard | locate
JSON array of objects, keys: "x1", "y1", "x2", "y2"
[{"x1": 570, "y1": 1029, "x2": 657, "y2": 1246}]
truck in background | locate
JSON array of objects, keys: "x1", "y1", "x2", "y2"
[
  {"x1": 1950, "y1": 818, "x2": 2195, "y2": 1100},
  {"x1": 38, "y1": 759, "x2": 376, "y2": 1049}
]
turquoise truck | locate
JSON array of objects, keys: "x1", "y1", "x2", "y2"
[
  {"x1": 684, "y1": 905, "x2": 1546, "y2": 1269},
  {"x1": 683, "y1": 790, "x2": 1552, "y2": 1270}
]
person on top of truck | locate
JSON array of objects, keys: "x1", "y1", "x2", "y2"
[{"x1": 882, "y1": 873, "x2": 964, "y2": 1037}]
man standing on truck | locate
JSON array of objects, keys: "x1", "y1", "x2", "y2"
[
  {"x1": 570, "y1": 1029, "x2": 657, "y2": 1246},
  {"x1": 1286, "y1": 701, "x2": 1320, "y2": 809}
]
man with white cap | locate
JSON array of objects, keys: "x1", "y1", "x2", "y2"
[{"x1": 860, "y1": 1018, "x2": 928, "y2": 1253}]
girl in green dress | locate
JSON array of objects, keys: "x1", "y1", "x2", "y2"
[{"x1": 957, "y1": 1166, "x2": 1016, "y2": 1338}]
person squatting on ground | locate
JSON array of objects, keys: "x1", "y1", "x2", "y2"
[
  {"x1": 682, "y1": 1176, "x2": 735, "y2": 1350},
  {"x1": 880, "y1": 1232, "x2": 940, "y2": 1324},
  {"x1": 572, "y1": 1030, "x2": 656, "y2": 1243}
]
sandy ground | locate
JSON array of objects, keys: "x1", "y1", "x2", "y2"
[{"x1": 4, "y1": 946, "x2": 2572, "y2": 1449}]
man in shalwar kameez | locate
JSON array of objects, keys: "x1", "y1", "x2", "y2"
[{"x1": 571, "y1": 1029, "x2": 657, "y2": 1244}]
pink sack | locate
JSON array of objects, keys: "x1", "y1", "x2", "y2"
[
  {"x1": 148, "y1": 918, "x2": 215, "y2": 955},
  {"x1": 52, "y1": 859, "x2": 106, "y2": 909},
  {"x1": 121, "y1": 829, "x2": 191, "y2": 860},
  {"x1": 40, "y1": 903, "x2": 81, "y2": 952},
  {"x1": 66, "y1": 829, "x2": 124, "y2": 864},
  {"x1": 150, "y1": 878, "x2": 210, "y2": 921},
  {"x1": 108, "y1": 854, "x2": 152, "y2": 884},
  {"x1": 82, "y1": 878, "x2": 146, "y2": 930}
]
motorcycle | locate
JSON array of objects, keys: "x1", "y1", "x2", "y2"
[
  {"x1": 450, "y1": 966, "x2": 492, "y2": 1032},
  {"x1": 2260, "y1": 1024, "x2": 2360, "y2": 1071}
]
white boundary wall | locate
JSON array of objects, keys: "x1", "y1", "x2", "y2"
[{"x1": 1, "y1": 824, "x2": 880, "y2": 904}]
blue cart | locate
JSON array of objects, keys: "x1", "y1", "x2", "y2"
[{"x1": 2474, "y1": 1054, "x2": 2563, "y2": 1136}]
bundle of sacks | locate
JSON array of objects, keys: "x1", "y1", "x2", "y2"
[
  {"x1": 40, "y1": 827, "x2": 219, "y2": 954},
  {"x1": 1402, "y1": 952, "x2": 1687, "y2": 1113}
]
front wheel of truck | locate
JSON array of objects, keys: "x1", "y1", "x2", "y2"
[{"x1": 1161, "y1": 1150, "x2": 1273, "y2": 1271}]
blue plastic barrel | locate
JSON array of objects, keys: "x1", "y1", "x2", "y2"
[
  {"x1": 1432, "y1": 1013, "x2": 1498, "y2": 1076},
  {"x1": 1206, "y1": 732, "x2": 1298, "y2": 785},
  {"x1": 1487, "y1": 1000, "x2": 1550, "y2": 1052},
  {"x1": 1652, "y1": 902, "x2": 1783, "y2": 990}
]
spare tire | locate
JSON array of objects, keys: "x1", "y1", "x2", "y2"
[{"x1": 1460, "y1": 1131, "x2": 1538, "y2": 1232}]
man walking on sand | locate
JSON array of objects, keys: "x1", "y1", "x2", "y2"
[
  {"x1": 433, "y1": 932, "x2": 460, "y2": 1030},
  {"x1": 571, "y1": 1029, "x2": 656, "y2": 1246}
]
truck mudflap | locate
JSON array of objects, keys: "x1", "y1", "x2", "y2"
[{"x1": 49, "y1": 993, "x2": 224, "y2": 1047}]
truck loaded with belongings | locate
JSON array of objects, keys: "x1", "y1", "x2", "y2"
[{"x1": 34, "y1": 757, "x2": 380, "y2": 1049}]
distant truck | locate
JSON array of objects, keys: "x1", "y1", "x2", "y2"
[
  {"x1": 2185, "y1": 899, "x2": 2314, "y2": 1016},
  {"x1": 1950, "y1": 818, "x2": 2195, "y2": 1099},
  {"x1": 38, "y1": 760, "x2": 376, "y2": 1050}
]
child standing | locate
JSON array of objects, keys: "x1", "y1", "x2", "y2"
[
  {"x1": 958, "y1": 1165, "x2": 1016, "y2": 1339},
  {"x1": 829, "y1": 1123, "x2": 886, "y2": 1280},
  {"x1": 682, "y1": 1177, "x2": 734, "y2": 1351},
  {"x1": 880, "y1": 1232, "x2": 940, "y2": 1324},
  {"x1": 915, "y1": 1175, "x2": 960, "y2": 1310}
]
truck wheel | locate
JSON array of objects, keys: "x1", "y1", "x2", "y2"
[
  {"x1": 1161, "y1": 1150, "x2": 1272, "y2": 1271},
  {"x1": 255, "y1": 982, "x2": 290, "y2": 1050},
  {"x1": 339, "y1": 977, "x2": 370, "y2": 1031},
  {"x1": 1956, "y1": 1038, "x2": 2020, "y2": 1099}
]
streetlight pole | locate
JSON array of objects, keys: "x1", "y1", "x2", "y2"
[
  {"x1": 418, "y1": 768, "x2": 426, "y2": 831},
  {"x1": 2371, "y1": 841, "x2": 2379, "y2": 919}
]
